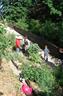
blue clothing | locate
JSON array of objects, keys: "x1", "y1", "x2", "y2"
[
  {"x1": 44, "y1": 48, "x2": 49, "y2": 56},
  {"x1": 16, "y1": 48, "x2": 20, "y2": 52},
  {"x1": 44, "y1": 47, "x2": 49, "y2": 61}
]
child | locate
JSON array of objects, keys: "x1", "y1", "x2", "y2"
[
  {"x1": 59, "y1": 48, "x2": 63, "y2": 65},
  {"x1": 44, "y1": 45, "x2": 49, "y2": 62},
  {"x1": 20, "y1": 78, "x2": 33, "y2": 96},
  {"x1": 24, "y1": 35, "x2": 30, "y2": 51}
]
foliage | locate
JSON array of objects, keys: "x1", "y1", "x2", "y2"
[
  {"x1": 0, "y1": 26, "x2": 6, "y2": 34},
  {"x1": 1, "y1": 1, "x2": 63, "y2": 95},
  {"x1": 29, "y1": 19, "x2": 63, "y2": 47},
  {"x1": 2, "y1": 0, "x2": 33, "y2": 7},
  {"x1": 6, "y1": 34, "x2": 15, "y2": 47},
  {"x1": 29, "y1": 19, "x2": 41, "y2": 35},
  {"x1": 0, "y1": 25, "x2": 15, "y2": 59},
  {"x1": 58, "y1": 22, "x2": 63, "y2": 47},
  {"x1": 16, "y1": 18, "x2": 29, "y2": 31},
  {"x1": 3, "y1": 2, "x2": 28, "y2": 22},
  {"x1": 0, "y1": 34, "x2": 9, "y2": 58},
  {"x1": 28, "y1": 43, "x2": 40, "y2": 54},
  {"x1": 0, "y1": 26, "x2": 7, "y2": 58},
  {"x1": 28, "y1": 43, "x2": 41, "y2": 63},
  {"x1": 42, "y1": 0, "x2": 62, "y2": 16},
  {"x1": 29, "y1": 53, "x2": 42, "y2": 63},
  {"x1": 29, "y1": 19, "x2": 59, "y2": 42},
  {"x1": 18, "y1": 0, "x2": 33, "y2": 7},
  {"x1": 4, "y1": 51, "x2": 18, "y2": 61},
  {"x1": 40, "y1": 21, "x2": 59, "y2": 41},
  {"x1": 1, "y1": 0, "x2": 63, "y2": 47},
  {"x1": 22, "y1": 64, "x2": 55, "y2": 92},
  {"x1": 55, "y1": 65, "x2": 63, "y2": 86}
]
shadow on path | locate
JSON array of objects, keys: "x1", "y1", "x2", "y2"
[
  {"x1": 47, "y1": 61, "x2": 56, "y2": 69},
  {"x1": 32, "y1": 90, "x2": 47, "y2": 96},
  {"x1": 0, "y1": 92, "x2": 3, "y2": 96},
  {"x1": 11, "y1": 59, "x2": 19, "y2": 69}
]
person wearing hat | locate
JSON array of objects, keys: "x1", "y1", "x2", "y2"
[{"x1": 16, "y1": 35, "x2": 23, "y2": 52}]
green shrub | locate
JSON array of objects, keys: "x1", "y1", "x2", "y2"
[
  {"x1": 0, "y1": 33, "x2": 15, "y2": 59},
  {"x1": 28, "y1": 43, "x2": 40, "y2": 54},
  {"x1": 55, "y1": 65, "x2": 63, "y2": 86},
  {"x1": 22, "y1": 64, "x2": 55, "y2": 92},
  {"x1": 41, "y1": 21, "x2": 60, "y2": 43},
  {"x1": 0, "y1": 27, "x2": 7, "y2": 58},
  {"x1": 29, "y1": 20, "x2": 63, "y2": 47},
  {"x1": 16, "y1": 18, "x2": 29, "y2": 31},
  {"x1": 3, "y1": 3, "x2": 28, "y2": 22},
  {"x1": 0, "y1": 34, "x2": 9, "y2": 58},
  {"x1": 29, "y1": 19, "x2": 41, "y2": 35},
  {"x1": 0, "y1": 26, "x2": 6, "y2": 34},
  {"x1": 28, "y1": 43, "x2": 41, "y2": 63},
  {"x1": 6, "y1": 34, "x2": 15, "y2": 47},
  {"x1": 29, "y1": 53, "x2": 42, "y2": 63}
]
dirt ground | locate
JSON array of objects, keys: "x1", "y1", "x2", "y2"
[
  {"x1": 0, "y1": 58, "x2": 20, "y2": 96},
  {"x1": 0, "y1": 58, "x2": 42, "y2": 96}
]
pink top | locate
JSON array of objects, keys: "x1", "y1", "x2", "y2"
[{"x1": 20, "y1": 83, "x2": 32, "y2": 95}]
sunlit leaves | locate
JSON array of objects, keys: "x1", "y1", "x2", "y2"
[{"x1": 42, "y1": 0, "x2": 62, "y2": 16}]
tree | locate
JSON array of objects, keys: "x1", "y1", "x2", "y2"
[
  {"x1": 1, "y1": 0, "x2": 63, "y2": 47},
  {"x1": 42, "y1": 0, "x2": 62, "y2": 16}
]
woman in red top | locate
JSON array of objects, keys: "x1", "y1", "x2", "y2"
[
  {"x1": 16, "y1": 35, "x2": 23, "y2": 52},
  {"x1": 16, "y1": 38, "x2": 20, "y2": 52}
]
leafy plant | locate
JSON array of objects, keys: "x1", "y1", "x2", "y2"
[
  {"x1": 16, "y1": 18, "x2": 29, "y2": 31},
  {"x1": 0, "y1": 26, "x2": 6, "y2": 34},
  {"x1": 55, "y1": 65, "x2": 63, "y2": 86},
  {"x1": 28, "y1": 43, "x2": 41, "y2": 63},
  {"x1": 3, "y1": 2, "x2": 28, "y2": 22},
  {"x1": 29, "y1": 19, "x2": 41, "y2": 35},
  {"x1": 6, "y1": 34, "x2": 15, "y2": 47},
  {"x1": 28, "y1": 43, "x2": 40, "y2": 54},
  {"x1": 22, "y1": 64, "x2": 55, "y2": 92},
  {"x1": 0, "y1": 34, "x2": 9, "y2": 57},
  {"x1": 0, "y1": 30, "x2": 16, "y2": 61},
  {"x1": 42, "y1": 0, "x2": 62, "y2": 16}
]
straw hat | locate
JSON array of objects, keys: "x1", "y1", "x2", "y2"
[{"x1": 16, "y1": 35, "x2": 23, "y2": 39}]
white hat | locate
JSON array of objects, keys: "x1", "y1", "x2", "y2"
[{"x1": 16, "y1": 35, "x2": 23, "y2": 39}]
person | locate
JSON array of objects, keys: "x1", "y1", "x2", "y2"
[
  {"x1": 23, "y1": 35, "x2": 30, "y2": 52},
  {"x1": 44, "y1": 45, "x2": 49, "y2": 62},
  {"x1": 59, "y1": 48, "x2": 63, "y2": 65},
  {"x1": 20, "y1": 79, "x2": 33, "y2": 96},
  {"x1": 16, "y1": 35, "x2": 23, "y2": 52}
]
